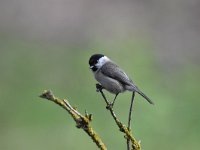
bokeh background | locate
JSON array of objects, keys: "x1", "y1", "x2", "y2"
[{"x1": 0, "y1": 0, "x2": 200, "y2": 150}]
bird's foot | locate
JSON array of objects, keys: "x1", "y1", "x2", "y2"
[
  {"x1": 106, "y1": 102, "x2": 114, "y2": 109},
  {"x1": 96, "y1": 83, "x2": 103, "y2": 92}
]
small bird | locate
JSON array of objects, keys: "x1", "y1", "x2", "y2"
[{"x1": 89, "y1": 54, "x2": 154, "y2": 107}]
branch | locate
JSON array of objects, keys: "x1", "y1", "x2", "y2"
[
  {"x1": 39, "y1": 90, "x2": 107, "y2": 150},
  {"x1": 96, "y1": 84, "x2": 141, "y2": 150},
  {"x1": 127, "y1": 92, "x2": 135, "y2": 150}
]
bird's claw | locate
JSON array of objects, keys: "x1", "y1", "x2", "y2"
[
  {"x1": 106, "y1": 102, "x2": 113, "y2": 109},
  {"x1": 96, "y1": 83, "x2": 103, "y2": 92}
]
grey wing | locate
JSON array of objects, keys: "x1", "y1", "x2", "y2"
[
  {"x1": 100, "y1": 62, "x2": 133, "y2": 86},
  {"x1": 101, "y1": 62, "x2": 154, "y2": 104}
]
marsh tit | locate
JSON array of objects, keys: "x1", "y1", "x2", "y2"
[{"x1": 89, "y1": 54, "x2": 154, "y2": 106}]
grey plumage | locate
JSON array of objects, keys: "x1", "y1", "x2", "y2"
[{"x1": 95, "y1": 61, "x2": 154, "y2": 105}]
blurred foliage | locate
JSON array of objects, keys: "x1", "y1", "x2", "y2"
[{"x1": 0, "y1": 37, "x2": 199, "y2": 150}]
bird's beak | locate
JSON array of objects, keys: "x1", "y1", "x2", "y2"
[{"x1": 90, "y1": 66, "x2": 94, "y2": 69}]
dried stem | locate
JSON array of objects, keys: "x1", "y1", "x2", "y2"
[
  {"x1": 96, "y1": 84, "x2": 141, "y2": 150},
  {"x1": 39, "y1": 90, "x2": 107, "y2": 150},
  {"x1": 127, "y1": 92, "x2": 135, "y2": 150}
]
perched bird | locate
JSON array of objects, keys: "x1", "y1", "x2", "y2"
[{"x1": 89, "y1": 54, "x2": 154, "y2": 106}]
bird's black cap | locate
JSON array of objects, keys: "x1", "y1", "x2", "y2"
[{"x1": 89, "y1": 54, "x2": 104, "y2": 66}]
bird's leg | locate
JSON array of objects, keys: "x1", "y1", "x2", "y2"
[
  {"x1": 96, "y1": 84, "x2": 111, "y2": 109},
  {"x1": 96, "y1": 84, "x2": 118, "y2": 109},
  {"x1": 112, "y1": 93, "x2": 119, "y2": 106},
  {"x1": 106, "y1": 93, "x2": 119, "y2": 109}
]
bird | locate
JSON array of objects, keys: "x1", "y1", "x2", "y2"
[{"x1": 89, "y1": 54, "x2": 154, "y2": 107}]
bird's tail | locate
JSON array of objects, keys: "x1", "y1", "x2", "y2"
[
  {"x1": 130, "y1": 84, "x2": 154, "y2": 105},
  {"x1": 136, "y1": 89, "x2": 154, "y2": 105}
]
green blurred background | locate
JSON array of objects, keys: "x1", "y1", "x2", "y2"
[{"x1": 0, "y1": 1, "x2": 200, "y2": 150}]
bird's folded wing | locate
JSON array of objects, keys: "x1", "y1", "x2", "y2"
[{"x1": 101, "y1": 61, "x2": 133, "y2": 86}]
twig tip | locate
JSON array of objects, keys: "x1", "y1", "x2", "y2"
[{"x1": 39, "y1": 90, "x2": 54, "y2": 100}]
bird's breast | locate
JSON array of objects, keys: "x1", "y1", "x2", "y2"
[{"x1": 94, "y1": 71, "x2": 125, "y2": 94}]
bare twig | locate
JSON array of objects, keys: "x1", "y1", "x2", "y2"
[
  {"x1": 127, "y1": 91, "x2": 135, "y2": 150},
  {"x1": 39, "y1": 90, "x2": 107, "y2": 150},
  {"x1": 128, "y1": 92, "x2": 135, "y2": 130},
  {"x1": 96, "y1": 84, "x2": 141, "y2": 150}
]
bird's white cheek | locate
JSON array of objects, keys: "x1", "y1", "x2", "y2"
[
  {"x1": 96, "y1": 56, "x2": 109, "y2": 68},
  {"x1": 95, "y1": 62, "x2": 102, "y2": 68}
]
